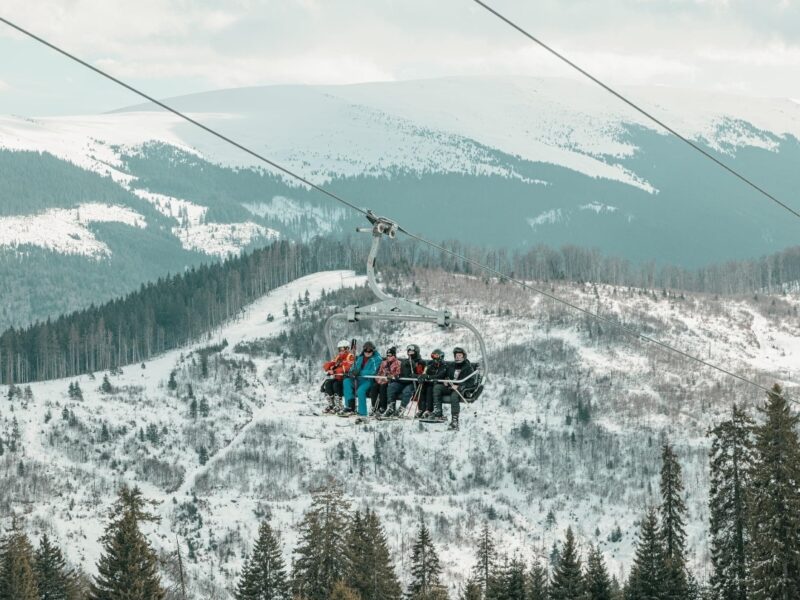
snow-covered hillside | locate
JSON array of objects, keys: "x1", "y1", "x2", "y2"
[
  {"x1": 6, "y1": 268, "x2": 800, "y2": 597},
  {"x1": 0, "y1": 202, "x2": 146, "y2": 257},
  {"x1": 4, "y1": 77, "x2": 800, "y2": 193}
]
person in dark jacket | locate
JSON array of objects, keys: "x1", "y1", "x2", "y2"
[
  {"x1": 368, "y1": 346, "x2": 400, "y2": 415},
  {"x1": 417, "y1": 348, "x2": 447, "y2": 418},
  {"x1": 381, "y1": 344, "x2": 426, "y2": 417},
  {"x1": 342, "y1": 341, "x2": 382, "y2": 416},
  {"x1": 432, "y1": 346, "x2": 475, "y2": 430}
]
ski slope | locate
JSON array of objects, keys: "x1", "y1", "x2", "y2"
[{"x1": 8, "y1": 268, "x2": 800, "y2": 596}]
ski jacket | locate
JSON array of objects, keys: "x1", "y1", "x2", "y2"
[
  {"x1": 349, "y1": 352, "x2": 383, "y2": 378},
  {"x1": 423, "y1": 360, "x2": 448, "y2": 381},
  {"x1": 323, "y1": 350, "x2": 354, "y2": 381},
  {"x1": 443, "y1": 359, "x2": 475, "y2": 387},
  {"x1": 399, "y1": 357, "x2": 426, "y2": 379},
  {"x1": 375, "y1": 355, "x2": 401, "y2": 385}
]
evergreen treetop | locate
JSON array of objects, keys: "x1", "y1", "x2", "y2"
[
  {"x1": 235, "y1": 519, "x2": 290, "y2": 600},
  {"x1": 549, "y1": 527, "x2": 584, "y2": 600},
  {"x1": 0, "y1": 524, "x2": 39, "y2": 600}
]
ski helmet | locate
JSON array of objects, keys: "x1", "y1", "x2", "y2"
[
  {"x1": 453, "y1": 346, "x2": 467, "y2": 361},
  {"x1": 362, "y1": 341, "x2": 376, "y2": 352},
  {"x1": 406, "y1": 344, "x2": 420, "y2": 357},
  {"x1": 337, "y1": 340, "x2": 350, "y2": 350},
  {"x1": 430, "y1": 349, "x2": 444, "y2": 361},
  {"x1": 386, "y1": 346, "x2": 397, "y2": 357}
]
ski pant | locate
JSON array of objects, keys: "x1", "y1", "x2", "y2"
[
  {"x1": 322, "y1": 378, "x2": 343, "y2": 398},
  {"x1": 419, "y1": 383, "x2": 435, "y2": 413},
  {"x1": 387, "y1": 381, "x2": 416, "y2": 410},
  {"x1": 369, "y1": 382, "x2": 390, "y2": 412},
  {"x1": 433, "y1": 384, "x2": 461, "y2": 417},
  {"x1": 343, "y1": 377, "x2": 372, "y2": 415}
]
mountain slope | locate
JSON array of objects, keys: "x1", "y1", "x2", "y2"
[{"x1": 5, "y1": 268, "x2": 800, "y2": 597}]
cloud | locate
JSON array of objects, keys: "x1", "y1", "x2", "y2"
[{"x1": 1, "y1": 0, "x2": 799, "y2": 114}]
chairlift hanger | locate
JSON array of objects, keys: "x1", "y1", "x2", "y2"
[{"x1": 324, "y1": 211, "x2": 489, "y2": 383}]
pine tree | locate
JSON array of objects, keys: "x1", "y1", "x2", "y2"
[
  {"x1": 527, "y1": 564, "x2": 549, "y2": 600},
  {"x1": 167, "y1": 371, "x2": 178, "y2": 391},
  {"x1": 549, "y1": 527, "x2": 584, "y2": 600},
  {"x1": 329, "y1": 581, "x2": 360, "y2": 600},
  {"x1": 89, "y1": 486, "x2": 166, "y2": 600},
  {"x1": 488, "y1": 556, "x2": 527, "y2": 600},
  {"x1": 471, "y1": 522, "x2": 497, "y2": 595},
  {"x1": 659, "y1": 443, "x2": 689, "y2": 600},
  {"x1": 407, "y1": 520, "x2": 444, "y2": 600},
  {"x1": 234, "y1": 519, "x2": 290, "y2": 600},
  {"x1": 708, "y1": 405, "x2": 754, "y2": 600},
  {"x1": 189, "y1": 398, "x2": 197, "y2": 419},
  {"x1": 585, "y1": 545, "x2": 612, "y2": 600},
  {"x1": 343, "y1": 510, "x2": 401, "y2": 600},
  {"x1": 34, "y1": 534, "x2": 71, "y2": 600},
  {"x1": 461, "y1": 578, "x2": 483, "y2": 600},
  {"x1": 100, "y1": 375, "x2": 112, "y2": 394},
  {"x1": 292, "y1": 480, "x2": 350, "y2": 600},
  {"x1": 198, "y1": 446, "x2": 208, "y2": 465},
  {"x1": 748, "y1": 384, "x2": 800, "y2": 600},
  {"x1": 0, "y1": 525, "x2": 39, "y2": 600},
  {"x1": 199, "y1": 397, "x2": 209, "y2": 418},
  {"x1": 625, "y1": 509, "x2": 667, "y2": 600}
]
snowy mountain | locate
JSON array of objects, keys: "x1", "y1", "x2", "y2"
[
  {"x1": 5, "y1": 268, "x2": 798, "y2": 597},
  {"x1": 2, "y1": 76, "x2": 800, "y2": 327}
]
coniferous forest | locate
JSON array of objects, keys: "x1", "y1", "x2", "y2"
[{"x1": 3, "y1": 384, "x2": 799, "y2": 599}]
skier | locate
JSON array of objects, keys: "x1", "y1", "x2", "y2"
[
  {"x1": 321, "y1": 340, "x2": 354, "y2": 414},
  {"x1": 382, "y1": 343, "x2": 426, "y2": 417},
  {"x1": 369, "y1": 346, "x2": 400, "y2": 416},
  {"x1": 417, "y1": 348, "x2": 447, "y2": 418},
  {"x1": 432, "y1": 347, "x2": 475, "y2": 430},
  {"x1": 342, "y1": 341, "x2": 382, "y2": 416}
]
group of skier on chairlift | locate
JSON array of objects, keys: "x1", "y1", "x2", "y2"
[{"x1": 321, "y1": 340, "x2": 478, "y2": 431}]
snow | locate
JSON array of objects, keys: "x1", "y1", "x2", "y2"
[
  {"x1": 580, "y1": 202, "x2": 619, "y2": 213},
  {"x1": 0, "y1": 203, "x2": 146, "y2": 257},
  {"x1": 8, "y1": 273, "x2": 800, "y2": 595},
  {"x1": 243, "y1": 196, "x2": 348, "y2": 237},
  {"x1": 5, "y1": 77, "x2": 800, "y2": 200},
  {"x1": 131, "y1": 189, "x2": 208, "y2": 226},
  {"x1": 171, "y1": 221, "x2": 279, "y2": 257},
  {"x1": 527, "y1": 209, "x2": 564, "y2": 228}
]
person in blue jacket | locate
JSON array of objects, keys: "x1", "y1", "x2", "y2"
[{"x1": 341, "y1": 341, "x2": 382, "y2": 416}]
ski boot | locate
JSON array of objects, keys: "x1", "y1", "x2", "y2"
[
  {"x1": 421, "y1": 410, "x2": 432, "y2": 419},
  {"x1": 448, "y1": 414, "x2": 460, "y2": 431},
  {"x1": 323, "y1": 396, "x2": 336, "y2": 414},
  {"x1": 380, "y1": 405, "x2": 396, "y2": 418}
]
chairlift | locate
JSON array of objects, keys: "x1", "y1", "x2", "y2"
[{"x1": 324, "y1": 211, "x2": 489, "y2": 400}]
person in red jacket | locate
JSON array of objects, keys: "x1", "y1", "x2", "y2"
[{"x1": 322, "y1": 340, "x2": 354, "y2": 413}]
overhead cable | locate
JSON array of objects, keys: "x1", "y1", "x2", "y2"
[{"x1": 471, "y1": 0, "x2": 800, "y2": 222}]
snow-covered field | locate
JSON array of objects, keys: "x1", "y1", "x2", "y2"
[
  {"x1": 0, "y1": 202, "x2": 146, "y2": 257},
  {"x1": 6, "y1": 268, "x2": 800, "y2": 596}
]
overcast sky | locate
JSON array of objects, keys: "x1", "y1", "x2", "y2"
[{"x1": 1, "y1": 0, "x2": 799, "y2": 115}]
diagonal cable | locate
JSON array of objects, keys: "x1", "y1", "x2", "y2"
[
  {"x1": 471, "y1": 0, "x2": 800, "y2": 221},
  {"x1": 0, "y1": 15, "x2": 790, "y2": 402},
  {"x1": 0, "y1": 16, "x2": 368, "y2": 218}
]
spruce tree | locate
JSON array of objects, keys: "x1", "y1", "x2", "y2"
[
  {"x1": 471, "y1": 522, "x2": 497, "y2": 595},
  {"x1": 89, "y1": 486, "x2": 166, "y2": 600},
  {"x1": 659, "y1": 443, "x2": 689, "y2": 600},
  {"x1": 708, "y1": 405, "x2": 754, "y2": 600},
  {"x1": 625, "y1": 509, "x2": 667, "y2": 600},
  {"x1": 407, "y1": 520, "x2": 444, "y2": 600},
  {"x1": 34, "y1": 534, "x2": 71, "y2": 600},
  {"x1": 343, "y1": 510, "x2": 401, "y2": 600},
  {"x1": 748, "y1": 384, "x2": 800, "y2": 600},
  {"x1": 235, "y1": 520, "x2": 290, "y2": 600},
  {"x1": 527, "y1": 564, "x2": 549, "y2": 600},
  {"x1": 0, "y1": 525, "x2": 39, "y2": 600},
  {"x1": 100, "y1": 375, "x2": 112, "y2": 394},
  {"x1": 461, "y1": 578, "x2": 483, "y2": 600},
  {"x1": 549, "y1": 527, "x2": 584, "y2": 600},
  {"x1": 585, "y1": 545, "x2": 612, "y2": 600},
  {"x1": 291, "y1": 480, "x2": 350, "y2": 600}
]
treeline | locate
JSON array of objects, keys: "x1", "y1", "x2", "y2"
[
  {"x1": 6, "y1": 229, "x2": 800, "y2": 384},
  {"x1": 0, "y1": 237, "x2": 367, "y2": 384}
]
